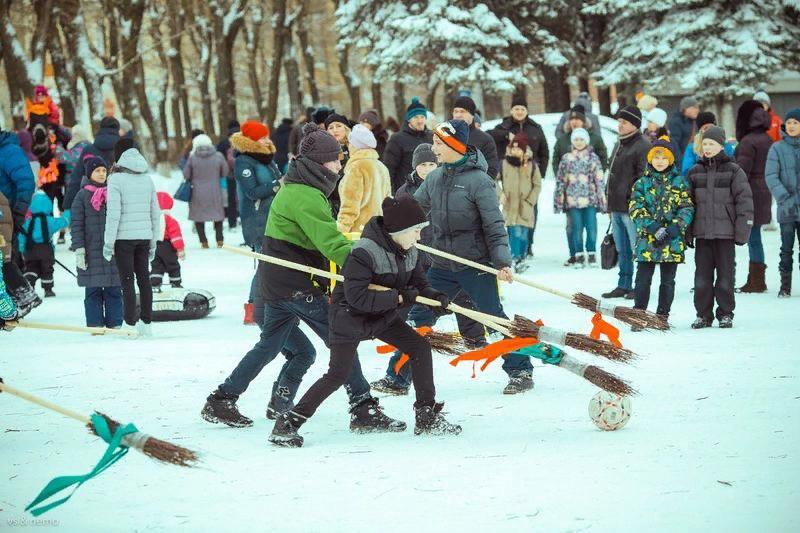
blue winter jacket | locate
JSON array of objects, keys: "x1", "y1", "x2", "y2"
[
  {"x1": 765, "y1": 133, "x2": 800, "y2": 224},
  {"x1": 681, "y1": 141, "x2": 735, "y2": 177},
  {"x1": 19, "y1": 192, "x2": 70, "y2": 252},
  {"x1": 0, "y1": 131, "x2": 36, "y2": 215}
]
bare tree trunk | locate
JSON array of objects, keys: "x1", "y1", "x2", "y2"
[
  {"x1": 48, "y1": 4, "x2": 79, "y2": 125},
  {"x1": 266, "y1": 0, "x2": 288, "y2": 127},
  {"x1": 166, "y1": 0, "x2": 191, "y2": 140},
  {"x1": 393, "y1": 81, "x2": 405, "y2": 122},
  {"x1": 284, "y1": 40, "x2": 303, "y2": 120},
  {"x1": 336, "y1": 43, "x2": 361, "y2": 117},
  {"x1": 211, "y1": 0, "x2": 248, "y2": 134},
  {"x1": 541, "y1": 65, "x2": 571, "y2": 113},
  {"x1": 370, "y1": 81, "x2": 383, "y2": 119},
  {"x1": 442, "y1": 82, "x2": 455, "y2": 116},
  {"x1": 189, "y1": 3, "x2": 216, "y2": 134},
  {"x1": 598, "y1": 86, "x2": 612, "y2": 116},
  {"x1": 482, "y1": 91, "x2": 503, "y2": 121},
  {"x1": 425, "y1": 79, "x2": 439, "y2": 116},
  {"x1": 296, "y1": 1, "x2": 319, "y2": 104},
  {"x1": 0, "y1": 0, "x2": 46, "y2": 104}
]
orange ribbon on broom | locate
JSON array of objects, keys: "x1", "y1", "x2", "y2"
[
  {"x1": 376, "y1": 326, "x2": 433, "y2": 374},
  {"x1": 589, "y1": 313, "x2": 622, "y2": 347},
  {"x1": 450, "y1": 337, "x2": 539, "y2": 377}
]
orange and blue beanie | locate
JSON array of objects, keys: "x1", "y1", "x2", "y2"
[{"x1": 433, "y1": 120, "x2": 469, "y2": 155}]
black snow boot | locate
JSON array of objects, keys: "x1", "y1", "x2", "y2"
[
  {"x1": 370, "y1": 377, "x2": 409, "y2": 396},
  {"x1": 718, "y1": 315, "x2": 733, "y2": 329},
  {"x1": 350, "y1": 397, "x2": 406, "y2": 433},
  {"x1": 778, "y1": 270, "x2": 791, "y2": 298},
  {"x1": 414, "y1": 402, "x2": 462, "y2": 436},
  {"x1": 268, "y1": 411, "x2": 306, "y2": 448},
  {"x1": 691, "y1": 317, "x2": 713, "y2": 329},
  {"x1": 201, "y1": 390, "x2": 253, "y2": 428},
  {"x1": 11, "y1": 285, "x2": 42, "y2": 315},
  {"x1": 601, "y1": 287, "x2": 628, "y2": 298},
  {"x1": 503, "y1": 371, "x2": 534, "y2": 395}
]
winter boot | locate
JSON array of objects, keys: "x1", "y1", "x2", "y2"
[
  {"x1": 216, "y1": 240, "x2": 224, "y2": 248},
  {"x1": 414, "y1": 402, "x2": 462, "y2": 436},
  {"x1": 266, "y1": 380, "x2": 296, "y2": 419},
  {"x1": 200, "y1": 242, "x2": 209, "y2": 249},
  {"x1": 737, "y1": 262, "x2": 767, "y2": 293},
  {"x1": 201, "y1": 390, "x2": 254, "y2": 428},
  {"x1": 718, "y1": 315, "x2": 734, "y2": 328},
  {"x1": 349, "y1": 397, "x2": 407, "y2": 433},
  {"x1": 574, "y1": 252, "x2": 586, "y2": 268},
  {"x1": 268, "y1": 411, "x2": 306, "y2": 447},
  {"x1": 563, "y1": 256, "x2": 577, "y2": 267},
  {"x1": 243, "y1": 303, "x2": 257, "y2": 325},
  {"x1": 587, "y1": 253, "x2": 598, "y2": 267},
  {"x1": 11, "y1": 284, "x2": 42, "y2": 313},
  {"x1": 691, "y1": 317, "x2": 713, "y2": 329},
  {"x1": 601, "y1": 287, "x2": 628, "y2": 298},
  {"x1": 778, "y1": 270, "x2": 791, "y2": 298},
  {"x1": 43, "y1": 287, "x2": 56, "y2": 298},
  {"x1": 503, "y1": 371, "x2": 534, "y2": 395},
  {"x1": 513, "y1": 258, "x2": 530, "y2": 274},
  {"x1": 370, "y1": 377, "x2": 409, "y2": 396}
]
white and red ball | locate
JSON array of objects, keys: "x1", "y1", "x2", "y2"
[{"x1": 588, "y1": 391, "x2": 632, "y2": 431}]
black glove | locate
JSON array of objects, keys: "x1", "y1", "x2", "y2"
[
  {"x1": 399, "y1": 287, "x2": 419, "y2": 305},
  {"x1": 430, "y1": 292, "x2": 452, "y2": 317},
  {"x1": 735, "y1": 241, "x2": 746, "y2": 246},
  {"x1": 685, "y1": 238, "x2": 694, "y2": 249}
]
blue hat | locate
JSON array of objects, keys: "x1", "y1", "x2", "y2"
[
  {"x1": 405, "y1": 98, "x2": 427, "y2": 122},
  {"x1": 785, "y1": 108, "x2": 800, "y2": 123}
]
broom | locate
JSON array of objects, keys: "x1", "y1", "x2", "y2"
[
  {"x1": 0, "y1": 379, "x2": 197, "y2": 466},
  {"x1": 10, "y1": 320, "x2": 138, "y2": 337},
  {"x1": 416, "y1": 243, "x2": 670, "y2": 331}
]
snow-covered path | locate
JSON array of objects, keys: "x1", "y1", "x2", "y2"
[{"x1": 2, "y1": 174, "x2": 798, "y2": 532}]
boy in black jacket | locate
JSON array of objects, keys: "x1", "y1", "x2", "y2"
[{"x1": 270, "y1": 196, "x2": 462, "y2": 447}]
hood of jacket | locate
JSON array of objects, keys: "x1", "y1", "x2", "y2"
[
  {"x1": 746, "y1": 107, "x2": 771, "y2": 134},
  {"x1": 0, "y1": 130, "x2": 21, "y2": 149},
  {"x1": 93, "y1": 126, "x2": 120, "y2": 153},
  {"x1": 193, "y1": 144, "x2": 218, "y2": 158},
  {"x1": 347, "y1": 147, "x2": 379, "y2": 163},
  {"x1": 284, "y1": 156, "x2": 339, "y2": 198},
  {"x1": 115, "y1": 148, "x2": 149, "y2": 173},
  {"x1": 404, "y1": 171, "x2": 424, "y2": 190},
  {"x1": 230, "y1": 132, "x2": 276, "y2": 155},
  {"x1": 29, "y1": 191, "x2": 54, "y2": 214},
  {"x1": 700, "y1": 151, "x2": 732, "y2": 168}
]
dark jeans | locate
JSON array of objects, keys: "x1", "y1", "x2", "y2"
[
  {"x1": 779, "y1": 221, "x2": 800, "y2": 274},
  {"x1": 611, "y1": 212, "x2": 637, "y2": 290},
  {"x1": 295, "y1": 319, "x2": 435, "y2": 418},
  {"x1": 84, "y1": 286, "x2": 123, "y2": 328},
  {"x1": 114, "y1": 239, "x2": 153, "y2": 325},
  {"x1": 195, "y1": 221, "x2": 223, "y2": 244},
  {"x1": 427, "y1": 266, "x2": 532, "y2": 376},
  {"x1": 694, "y1": 238, "x2": 735, "y2": 320},
  {"x1": 226, "y1": 177, "x2": 238, "y2": 228},
  {"x1": 634, "y1": 262, "x2": 678, "y2": 316},
  {"x1": 219, "y1": 293, "x2": 371, "y2": 409},
  {"x1": 747, "y1": 224, "x2": 764, "y2": 264},
  {"x1": 565, "y1": 213, "x2": 574, "y2": 257}
]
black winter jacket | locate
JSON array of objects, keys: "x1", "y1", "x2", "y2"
[
  {"x1": 468, "y1": 123, "x2": 500, "y2": 179},
  {"x1": 489, "y1": 116, "x2": 549, "y2": 180},
  {"x1": 734, "y1": 108, "x2": 773, "y2": 226},
  {"x1": 382, "y1": 124, "x2": 433, "y2": 193},
  {"x1": 607, "y1": 131, "x2": 651, "y2": 213},
  {"x1": 65, "y1": 126, "x2": 120, "y2": 210}
]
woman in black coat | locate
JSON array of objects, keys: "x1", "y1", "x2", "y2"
[{"x1": 735, "y1": 100, "x2": 774, "y2": 293}]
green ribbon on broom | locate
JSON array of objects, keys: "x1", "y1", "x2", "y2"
[
  {"x1": 25, "y1": 414, "x2": 138, "y2": 516},
  {"x1": 515, "y1": 343, "x2": 564, "y2": 365}
]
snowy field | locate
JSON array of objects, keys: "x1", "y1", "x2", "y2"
[{"x1": 2, "y1": 173, "x2": 799, "y2": 532}]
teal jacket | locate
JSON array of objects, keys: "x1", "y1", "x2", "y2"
[{"x1": 19, "y1": 192, "x2": 70, "y2": 252}]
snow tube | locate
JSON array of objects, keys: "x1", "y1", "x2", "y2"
[{"x1": 135, "y1": 288, "x2": 216, "y2": 322}]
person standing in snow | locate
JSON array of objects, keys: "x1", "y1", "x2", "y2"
[
  {"x1": 451, "y1": 96, "x2": 499, "y2": 178},
  {"x1": 272, "y1": 117, "x2": 294, "y2": 173},
  {"x1": 70, "y1": 157, "x2": 123, "y2": 328},
  {"x1": 216, "y1": 120, "x2": 241, "y2": 230},
  {"x1": 734, "y1": 100, "x2": 775, "y2": 294},
  {"x1": 500, "y1": 132, "x2": 542, "y2": 272},
  {"x1": 269, "y1": 196, "x2": 461, "y2": 448},
  {"x1": 382, "y1": 98, "x2": 434, "y2": 193},
  {"x1": 202, "y1": 123, "x2": 402, "y2": 434},
  {"x1": 288, "y1": 107, "x2": 314, "y2": 160},
  {"x1": 686, "y1": 126, "x2": 753, "y2": 329},
  {"x1": 336, "y1": 124, "x2": 391, "y2": 234},
  {"x1": 629, "y1": 137, "x2": 694, "y2": 330},
  {"x1": 680, "y1": 112, "x2": 736, "y2": 177},
  {"x1": 65, "y1": 117, "x2": 121, "y2": 209},
  {"x1": 554, "y1": 92, "x2": 601, "y2": 140},
  {"x1": 183, "y1": 133, "x2": 228, "y2": 249},
  {"x1": 102, "y1": 148, "x2": 159, "y2": 336},
  {"x1": 753, "y1": 90, "x2": 783, "y2": 143},
  {"x1": 667, "y1": 96, "x2": 700, "y2": 167},
  {"x1": 150, "y1": 192, "x2": 185, "y2": 290},
  {"x1": 602, "y1": 106, "x2": 651, "y2": 299},
  {"x1": 19, "y1": 191, "x2": 70, "y2": 298},
  {"x1": 765, "y1": 108, "x2": 800, "y2": 297},
  {"x1": 358, "y1": 109, "x2": 389, "y2": 159},
  {"x1": 643, "y1": 107, "x2": 669, "y2": 144}
]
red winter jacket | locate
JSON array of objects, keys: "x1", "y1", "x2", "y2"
[{"x1": 157, "y1": 191, "x2": 184, "y2": 252}]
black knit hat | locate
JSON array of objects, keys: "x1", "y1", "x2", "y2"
[
  {"x1": 324, "y1": 112, "x2": 351, "y2": 130},
  {"x1": 299, "y1": 122, "x2": 342, "y2": 164},
  {"x1": 695, "y1": 111, "x2": 716, "y2": 130},
  {"x1": 568, "y1": 105, "x2": 586, "y2": 121},
  {"x1": 190, "y1": 128, "x2": 205, "y2": 139},
  {"x1": 616, "y1": 105, "x2": 642, "y2": 129},
  {"x1": 84, "y1": 155, "x2": 108, "y2": 181},
  {"x1": 114, "y1": 138, "x2": 136, "y2": 163},
  {"x1": 511, "y1": 95, "x2": 527, "y2": 109},
  {"x1": 453, "y1": 96, "x2": 477, "y2": 116},
  {"x1": 382, "y1": 195, "x2": 428, "y2": 235},
  {"x1": 312, "y1": 106, "x2": 335, "y2": 125}
]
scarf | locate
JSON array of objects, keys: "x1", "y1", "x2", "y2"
[
  {"x1": 284, "y1": 156, "x2": 339, "y2": 198},
  {"x1": 84, "y1": 184, "x2": 108, "y2": 211},
  {"x1": 505, "y1": 155, "x2": 522, "y2": 167}
]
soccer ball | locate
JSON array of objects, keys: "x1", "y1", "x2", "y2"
[{"x1": 588, "y1": 391, "x2": 632, "y2": 431}]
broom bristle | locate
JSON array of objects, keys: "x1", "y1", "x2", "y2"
[
  {"x1": 564, "y1": 333, "x2": 637, "y2": 363},
  {"x1": 573, "y1": 292, "x2": 670, "y2": 331},
  {"x1": 583, "y1": 366, "x2": 637, "y2": 396},
  {"x1": 424, "y1": 331, "x2": 469, "y2": 356},
  {"x1": 572, "y1": 292, "x2": 599, "y2": 314},
  {"x1": 88, "y1": 412, "x2": 198, "y2": 467}
]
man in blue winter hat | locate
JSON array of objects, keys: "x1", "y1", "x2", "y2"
[{"x1": 382, "y1": 98, "x2": 433, "y2": 193}]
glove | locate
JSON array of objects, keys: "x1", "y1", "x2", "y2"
[
  {"x1": 399, "y1": 287, "x2": 419, "y2": 305},
  {"x1": 430, "y1": 292, "x2": 452, "y2": 317},
  {"x1": 654, "y1": 227, "x2": 668, "y2": 242},
  {"x1": 685, "y1": 238, "x2": 694, "y2": 249},
  {"x1": 75, "y1": 248, "x2": 87, "y2": 270},
  {"x1": 148, "y1": 246, "x2": 156, "y2": 263},
  {"x1": 102, "y1": 245, "x2": 113, "y2": 262},
  {"x1": 178, "y1": 250, "x2": 186, "y2": 261}
]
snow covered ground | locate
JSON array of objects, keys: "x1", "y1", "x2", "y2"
[{"x1": 2, "y1": 173, "x2": 799, "y2": 532}]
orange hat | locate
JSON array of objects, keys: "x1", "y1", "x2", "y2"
[{"x1": 241, "y1": 120, "x2": 270, "y2": 142}]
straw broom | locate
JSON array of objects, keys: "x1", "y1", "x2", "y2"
[
  {"x1": 222, "y1": 246, "x2": 635, "y2": 395},
  {"x1": 0, "y1": 380, "x2": 197, "y2": 466},
  {"x1": 416, "y1": 243, "x2": 670, "y2": 331}
]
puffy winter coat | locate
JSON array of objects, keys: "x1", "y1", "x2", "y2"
[
  {"x1": 0, "y1": 131, "x2": 36, "y2": 215},
  {"x1": 272, "y1": 119, "x2": 294, "y2": 171},
  {"x1": 554, "y1": 147, "x2": 607, "y2": 213},
  {"x1": 468, "y1": 123, "x2": 500, "y2": 179},
  {"x1": 336, "y1": 148, "x2": 392, "y2": 234},
  {"x1": 70, "y1": 182, "x2": 120, "y2": 288},
  {"x1": 606, "y1": 131, "x2": 650, "y2": 213},
  {"x1": 103, "y1": 149, "x2": 160, "y2": 258},
  {"x1": 65, "y1": 125, "x2": 120, "y2": 209},
  {"x1": 489, "y1": 116, "x2": 549, "y2": 180},
  {"x1": 156, "y1": 192, "x2": 185, "y2": 252},
  {"x1": 231, "y1": 133, "x2": 281, "y2": 249},
  {"x1": 184, "y1": 144, "x2": 228, "y2": 222},
  {"x1": 500, "y1": 152, "x2": 542, "y2": 228},
  {"x1": 765, "y1": 134, "x2": 800, "y2": 224},
  {"x1": 415, "y1": 147, "x2": 512, "y2": 271},
  {"x1": 19, "y1": 192, "x2": 70, "y2": 252},
  {"x1": 686, "y1": 153, "x2": 753, "y2": 243},
  {"x1": 382, "y1": 124, "x2": 433, "y2": 193},
  {"x1": 667, "y1": 111, "x2": 695, "y2": 165},
  {"x1": 329, "y1": 216, "x2": 440, "y2": 344},
  {"x1": 629, "y1": 165, "x2": 694, "y2": 263},
  {"x1": 735, "y1": 108, "x2": 774, "y2": 226},
  {"x1": 552, "y1": 120, "x2": 608, "y2": 174},
  {"x1": 681, "y1": 136, "x2": 735, "y2": 177},
  {"x1": 0, "y1": 192, "x2": 12, "y2": 262}
]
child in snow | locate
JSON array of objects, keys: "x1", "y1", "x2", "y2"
[
  {"x1": 150, "y1": 191, "x2": 185, "y2": 290},
  {"x1": 554, "y1": 127, "x2": 606, "y2": 267},
  {"x1": 19, "y1": 191, "x2": 70, "y2": 297},
  {"x1": 499, "y1": 131, "x2": 542, "y2": 273},
  {"x1": 70, "y1": 157, "x2": 123, "y2": 328},
  {"x1": 765, "y1": 108, "x2": 800, "y2": 297},
  {"x1": 270, "y1": 195, "x2": 461, "y2": 448},
  {"x1": 0, "y1": 248, "x2": 18, "y2": 331},
  {"x1": 686, "y1": 126, "x2": 753, "y2": 329},
  {"x1": 103, "y1": 148, "x2": 160, "y2": 336},
  {"x1": 629, "y1": 137, "x2": 694, "y2": 329},
  {"x1": 680, "y1": 112, "x2": 735, "y2": 177}
]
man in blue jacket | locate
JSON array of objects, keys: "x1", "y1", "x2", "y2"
[{"x1": 0, "y1": 129, "x2": 36, "y2": 230}]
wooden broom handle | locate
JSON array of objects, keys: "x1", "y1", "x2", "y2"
[
  {"x1": 0, "y1": 381, "x2": 91, "y2": 425},
  {"x1": 12, "y1": 321, "x2": 138, "y2": 337},
  {"x1": 415, "y1": 243, "x2": 573, "y2": 300}
]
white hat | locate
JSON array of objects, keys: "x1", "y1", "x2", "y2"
[
  {"x1": 571, "y1": 128, "x2": 590, "y2": 144},
  {"x1": 191, "y1": 133, "x2": 214, "y2": 154},
  {"x1": 753, "y1": 90, "x2": 770, "y2": 106},
  {"x1": 647, "y1": 107, "x2": 668, "y2": 128},
  {"x1": 348, "y1": 124, "x2": 377, "y2": 150}
]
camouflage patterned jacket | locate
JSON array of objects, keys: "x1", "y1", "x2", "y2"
[{"x1": 629, "y1": 165, "x2": 694, "y2": 263}]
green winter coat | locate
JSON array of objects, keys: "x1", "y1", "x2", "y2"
[{"x1": 629, "y1": 165, "x2": 694, "y2": 263}]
